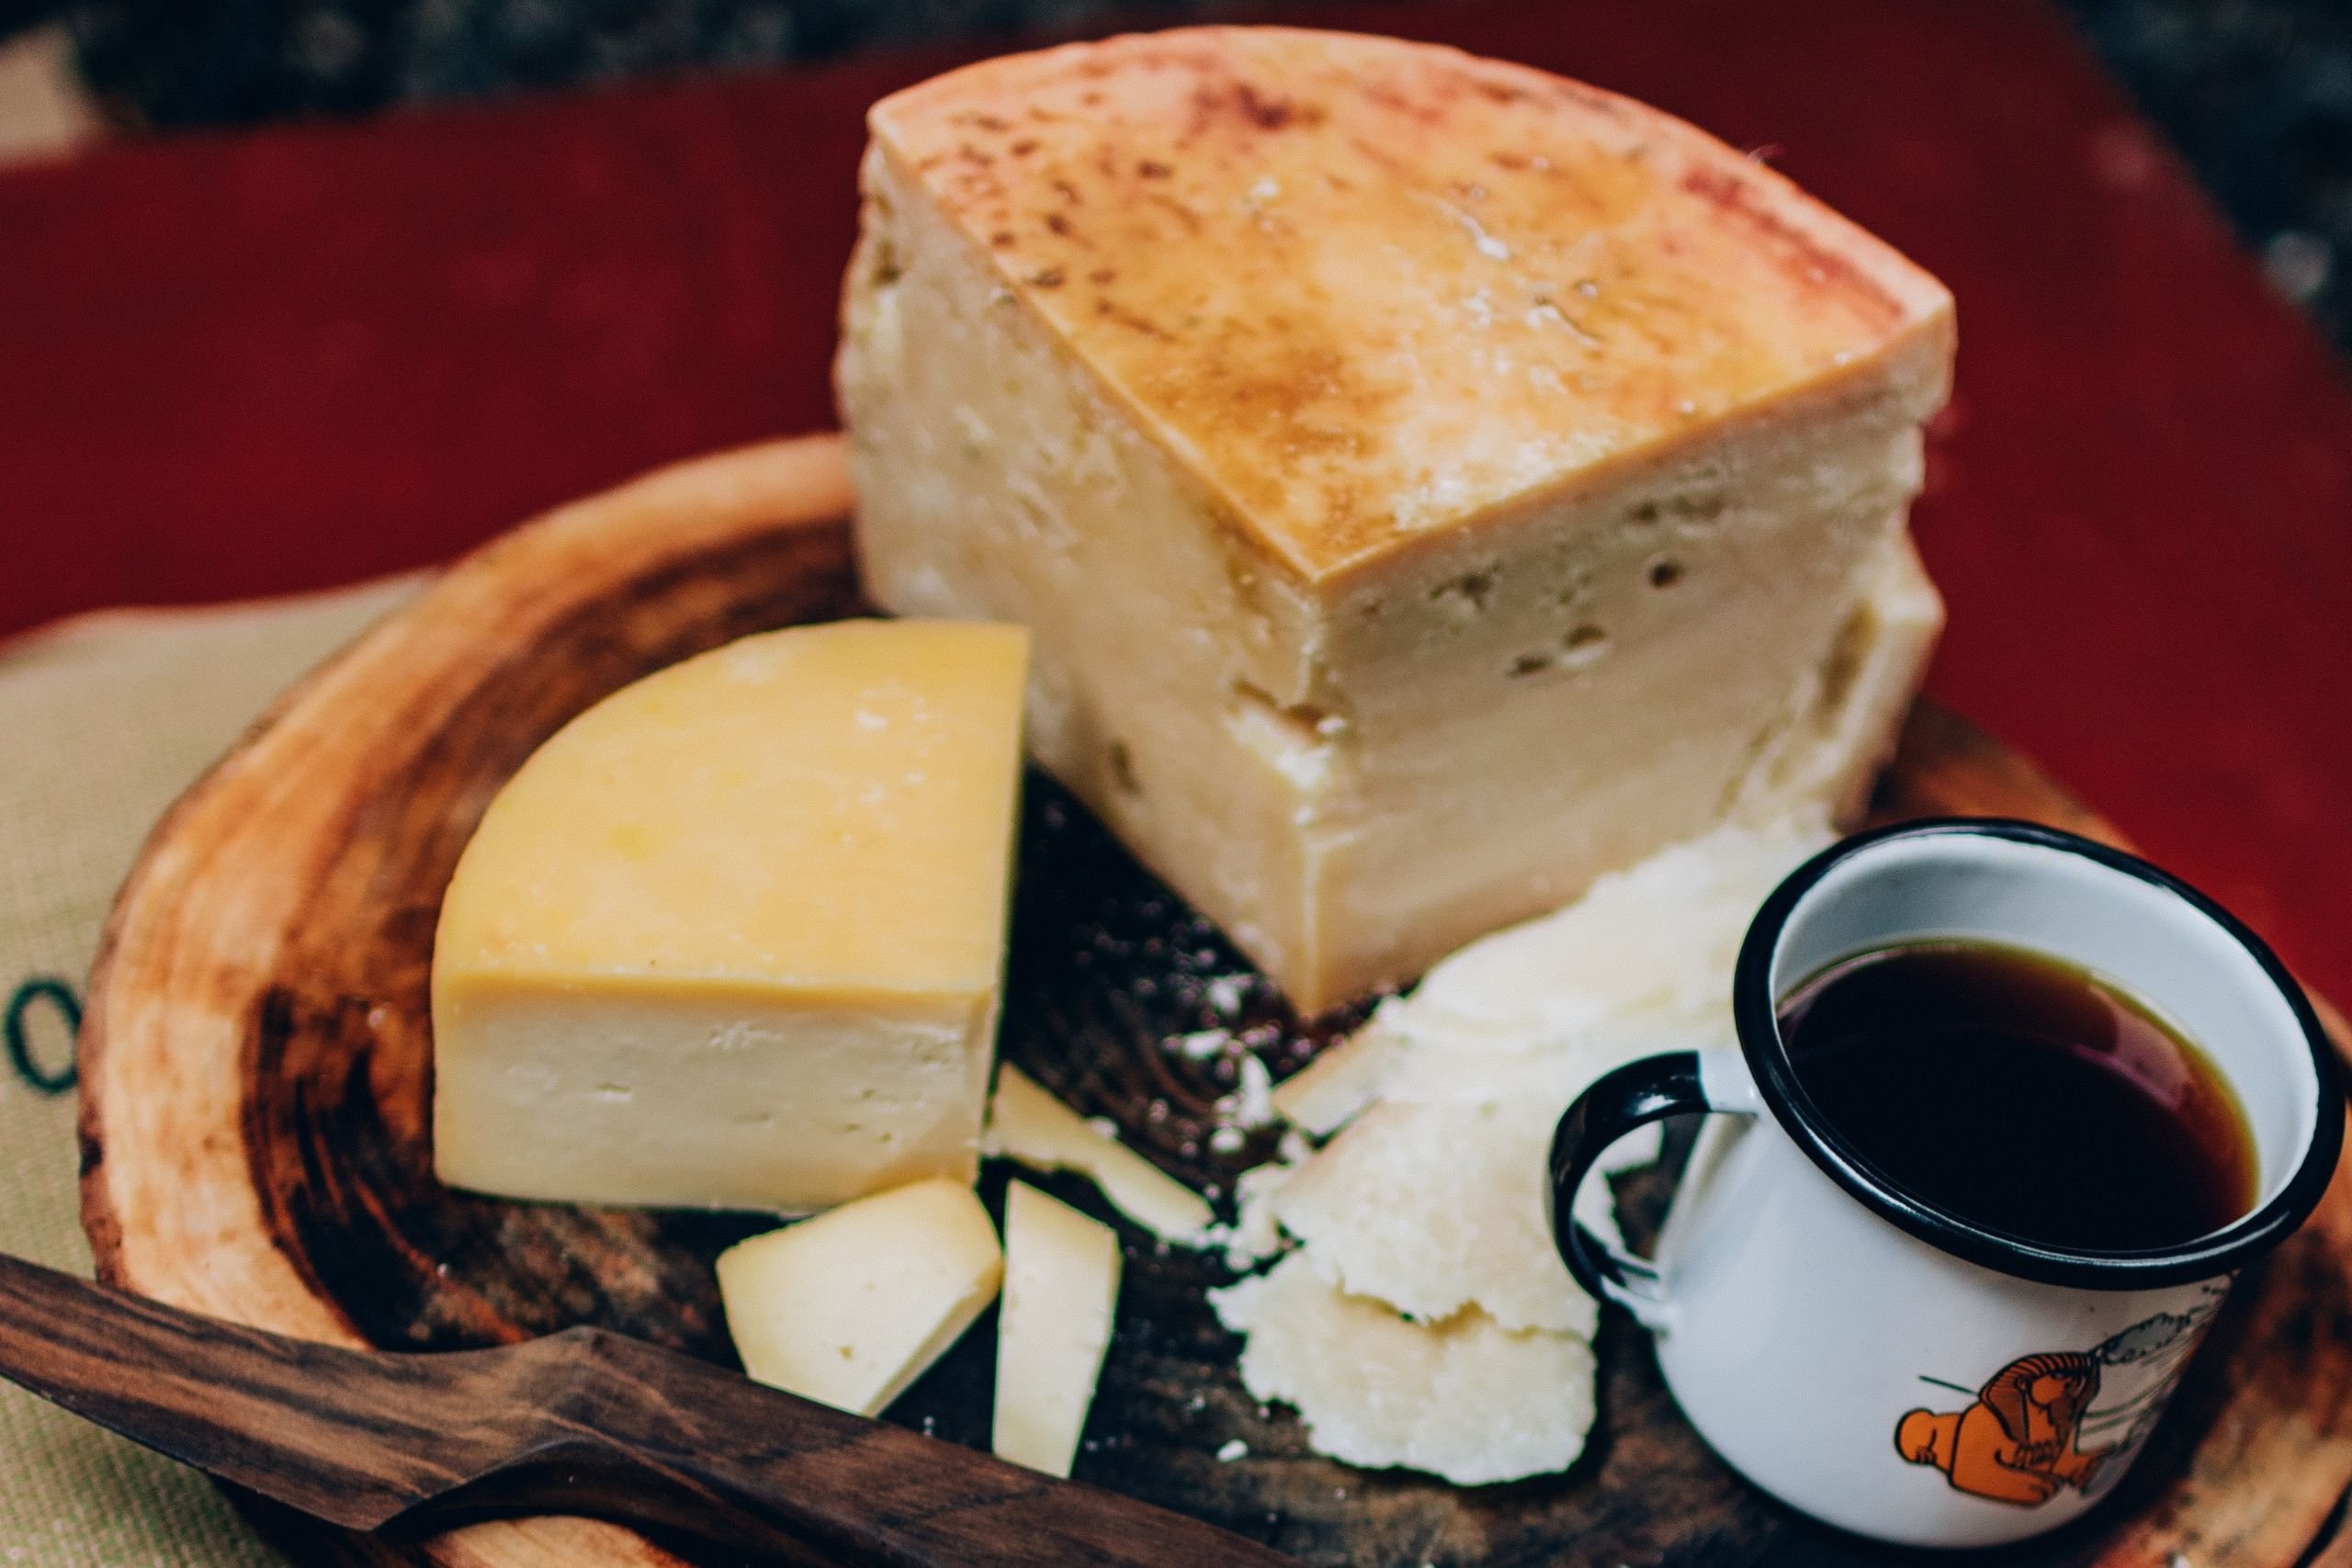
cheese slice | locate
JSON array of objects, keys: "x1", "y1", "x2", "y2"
[
  {"x1": 840, "y1": 27, "x2": 1952, "y2": 1010},
  {"x1": 717, "y1": 1178, "x2": 1004, "y2": 1416},
  {"x1": 432, "y1": 619, "x2": 1030, "y2": 1212},
  {"x1": 981, "y1": 1065, "x2": 1215, "y2": 1244},
  {"x1": 993, "y1": 1181, "x2": 1123, "y2": 1476}
]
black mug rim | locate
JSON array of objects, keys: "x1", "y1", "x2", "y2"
[{"x1": 1731, "y1": 818, "x2": 2346, "y2": 1291}]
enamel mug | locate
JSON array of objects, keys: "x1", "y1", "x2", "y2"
[{"x1": 1547, "y1": 818, "x2": 2344, "y2": 1547}]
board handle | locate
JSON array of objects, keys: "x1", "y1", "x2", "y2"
[{"x1": 413, "y1": 1325, "x2": 1300, "y2": 1568}]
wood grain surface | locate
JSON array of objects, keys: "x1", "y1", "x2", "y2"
[
  {"x1": 78, "y1": 436, "x2": 2352, "y2": 1567},
  {"x1": 0, "y1": 1249, "x2": 1298, "y2": 1566}
]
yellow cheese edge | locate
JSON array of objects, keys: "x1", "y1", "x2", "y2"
[
  {"x1": 716, "y1": 1178, "x2": 1003, "y2": 1416},
  {"x1": 434, "y1": 617, "x2": 1032, "y2": 994},
  {"x1": 993, "y1": 1181, "x2": 1124, "y2": 1476},
  {"x1": 980, "y1": 1066, "x2": 1216, "y2": 1244}
]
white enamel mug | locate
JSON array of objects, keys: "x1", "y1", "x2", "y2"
[{"x1": 1547, "y1": 818, "x2": 2344, "y2": 1548}]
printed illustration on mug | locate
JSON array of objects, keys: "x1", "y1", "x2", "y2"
[{"x1": 1895, "y1": 1297, "x2": 2222, "y2": 1507}]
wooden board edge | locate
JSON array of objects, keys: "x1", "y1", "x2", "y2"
[{"x1": 76, "y1": 433, "x2": 854, "y2": 1568}]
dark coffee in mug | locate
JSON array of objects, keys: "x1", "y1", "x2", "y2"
[{"x1": 1780, "y1": 940, "x2": 2256, "y2": 1253}]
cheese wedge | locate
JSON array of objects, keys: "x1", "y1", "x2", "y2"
[
  {"x1": 980, "y1": 1065, "x2": 1216, "y2": 1244},
  {"x1": 839, "y1": 28, "x2": 1952, "y2": 1010},
  {"x1": 432, "y1": 619, "x2": 1029, "y2": 1212},
  {"x1": 717, "y1": 1178, "x2": 1004, "y2": 1415},
  {"x1": 994, "y1": 1181, "x2": 1123, "y2": 1475}
]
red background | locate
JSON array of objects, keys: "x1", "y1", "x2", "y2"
[{"x1": 5, "y1": 0, "x2": 2350, "y2": 1007}]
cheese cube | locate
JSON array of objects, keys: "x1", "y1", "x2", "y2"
[
  {"x1": 993, "y1": 1181, "x2": 1123, "y2": 1475},
  {"x1": 432, "y1": 620, "x2": 1029, "y2": 1212},
  {"x1": 717, "y1": 1178, "x2": 1003, "y2": 1415},
  {"x1": 838, "y1": 28, "x2": 1952, "y2": 1010}
]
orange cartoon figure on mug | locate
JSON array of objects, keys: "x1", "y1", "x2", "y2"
[{"x1": 1896, "y1": 1351, "x2": 2115, "y2": 1506}]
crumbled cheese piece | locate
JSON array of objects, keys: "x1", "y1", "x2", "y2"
[
  {"x1": 1210, "y1": 1254, "x2": 1595, "y2": 1485},
  {"x1": 1204, "y1": 976, "x2": 1251, "y2": 1018},
  {"x1": 1210, "y1": 817, "x2": 1831, "y2": 1483},
  {"x1": 1227, "y1": 1053, "x2": 1279, "y2": 1129},
  {"x1": 1216, "y1": 1438, "x2": 1250, "y2": 1462},
  {"x1": 1266, "y1": 818, "x2": 1826, "y2": 1333},
  {"x1": 1366, "y1": 815, "x2": 1832, "y2": 1070},
  {"x1": 1273, "y1": 1089, "x2": 1667, "y2": 1332},
  {"x1": 1219, "y1": 1157, "x2": 1300, "y2": 1270}
]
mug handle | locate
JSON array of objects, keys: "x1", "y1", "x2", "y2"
[{"x1": 1548, "y1": 1050, "x2": 1755, "y2": 1327}]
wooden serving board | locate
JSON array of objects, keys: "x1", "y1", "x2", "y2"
[{"x1": 78, "y1": 436, "x2": 2352, "y2": 1568}]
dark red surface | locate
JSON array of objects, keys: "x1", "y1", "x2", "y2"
[{"x1": 5, "y1": 0, "x2": 2350, "y2": 1008}]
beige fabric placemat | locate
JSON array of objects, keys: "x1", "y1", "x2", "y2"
[{"x1": 0, "y1": 575, "x2": 424, "y2": 1566}]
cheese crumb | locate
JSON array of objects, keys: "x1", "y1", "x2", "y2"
[
  {"x1": 1216, "y1": 1438, "x2": 1250, "y2": 1461},
  {"x1": 1219, "y1": 1156, "x2": 1301, "y2": 1270},
  {"x1": 1204, "y1": 975, "x2": 1250, "y2": 1017},
  {"x1": 1175, "y1": 1027, "x2": 1232, "y2": 1060},
  {"x1": 1229, "y1": 1053, "x2": 1278, "y2": 1128}
]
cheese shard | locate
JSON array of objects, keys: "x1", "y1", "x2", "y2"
[
  {"x1": 839, "y1": 27, "x2": 1953, "y2": 1010},
  {"x1": 1209, "y1": 1253, "x2": 1595, "y2": 1486},
  {"x1": 981, "y1": 1065, "x2": 1216, "y2": 1244},
  {"x1": 432, "y1": 619, "x2": 1030, "y2": 1212},
  {"x1": 1267, "y1": 1025, "x2": 1408, "y2": 1137},
  {"x1": 994, "y1": 1181, "x2": 1124, "y2": 1476},
  {"x1": 717, "y1": 1178, "x2": 1004, "y2": 1416}
]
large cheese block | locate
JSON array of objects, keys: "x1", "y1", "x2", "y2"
[
  {"x1": 432, "y1": 619, "x2": 1030, "y2": 1212},
  {"x1": 838, "y1": 27, "x2": 1953, "y2": 1010}
]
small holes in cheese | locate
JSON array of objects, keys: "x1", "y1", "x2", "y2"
[{"x1": 1109, "y1": 741, "x2": 1143, "y2": 795}]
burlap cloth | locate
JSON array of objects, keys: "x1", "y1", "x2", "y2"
[{"x1": 0, "y1": 576, "x2": 424, "y2": 1565}]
